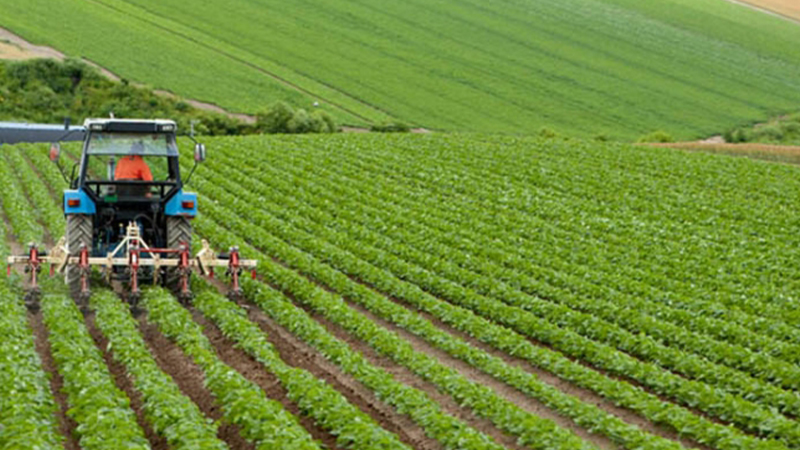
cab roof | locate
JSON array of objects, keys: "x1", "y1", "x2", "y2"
[{"x1": 83, "y1": 119, "x2": 177, "y2": 133}]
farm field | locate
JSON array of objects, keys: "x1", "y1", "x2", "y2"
[
  {"x1": 2, "y1": 133, "x2": 800, "y2": 449},
  {"x1": 2, "y1": 0, "x2": 800, "y2": 138}
]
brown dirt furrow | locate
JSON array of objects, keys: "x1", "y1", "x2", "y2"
[
  {"x1": 188, "y1": 308, "x2": 345, "y2": 450},
  {"x1": 368, "y1": 286, "x2": 716, "y2": 450},
  {"x1": 235, "y1": 297, "x2": 442, "y2": 450},
  {"x1": 84, "y1": 312, "x2": 167, "y2": 449},
  {"x1": 292, "y1": 301, "x2": 526, "y2": 450},
  {"x1": 27, "y1": 311, "x2": 81, "y2": 450},
  {"x1": 137, "y1": 314, "x2": 255, "y2": 449},
  {"x1": 345, "y1": 299, "x2": 620, "y2": 450}
]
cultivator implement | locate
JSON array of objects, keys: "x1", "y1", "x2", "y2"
[{"x1": 8, "y1": 223, "x2": 257, "y2": 307}]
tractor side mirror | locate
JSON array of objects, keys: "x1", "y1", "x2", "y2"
[
  {"x1": 49, "y1": 143, "x2": 61, "y2": 162},
  {"x1": 194, "y1": 143, "x2": 206, "y2": 162}
]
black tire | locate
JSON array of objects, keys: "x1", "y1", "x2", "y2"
[
  {"x1": 164, "y1": 216, "x2": 192, "y2": 293},
  {"x1": 65, "y1": 214, "x2": 92, "y2": 302}
]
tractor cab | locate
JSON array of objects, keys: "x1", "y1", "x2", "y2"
[{"x1": 57, "y1": 119, "x2": 198, "y2": 255}]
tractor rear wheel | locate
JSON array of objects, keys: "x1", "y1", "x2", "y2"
[
  {"x1": 165, "y1": 216, "x2": 192, "y2": 297},
  {"x1": 65, "y1": 214, "x2": 92, "y2": 303}
]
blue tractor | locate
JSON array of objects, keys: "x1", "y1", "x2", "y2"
[{"x1": 3, "y1": 118, "x2": 256, "y2": 307}]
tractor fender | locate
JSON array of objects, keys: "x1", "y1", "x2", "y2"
[
  {"x1": 165, "y1": 190, "x2": 197, "y2": 217},
  {"x1": 63, "y1": 189, "x2": 96, "y2": 215}
]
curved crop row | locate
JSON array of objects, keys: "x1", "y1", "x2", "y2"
[
  {"x1": 89, "y1": 290, "x2": 228, "y2": 449},
  {"x1": 328, "y1": 141, "x2": 800, "y2": 331},
  {"x1": 302, "y1": 139, "x2": 800, "y2": 340},
  {"x1": 193, "y1": 211, "x2": 594, "y2": 450},
  {"x1": 205, "y1": 148, "x2": 800, "y2": 414},
  {"x1": 194, "y1": 212, "x2": 686, "y2": 450},
  {"x1": 192, "y1": 155, "x2": 800, "y2": 447},
  {"x1": 190, "y1": 287, "x2": 413, "y2": 450},
  {"x1": 141, "y1": 288, "x2": 323, "y2": 450},
  {"x1": 250, "y1": 140, "x2": 800, "y2": 360},
  {"x1": 190, "y1": 172, "x2": 787, "y2": 450},
  {"x1": 40, "y1": 293, "x2": 150, "y2": 449}
]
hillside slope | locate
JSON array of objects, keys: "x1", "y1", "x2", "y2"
[{"x1": 2, "y1": 0, "x2": 799, "y2": 138}]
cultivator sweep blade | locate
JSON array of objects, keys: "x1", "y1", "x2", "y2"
[{"x1": 7, "y1": 223, "x2": 257, "y2": 306}]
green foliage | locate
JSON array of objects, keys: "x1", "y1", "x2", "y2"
[
  {"x1": 89, "y1": 290, "x2": 227, "y2": 449},
  {"x1": 370, "y1": 122, "x2": 411, "y2": 133},
  {"x1": 41, "y1": 294, "x2": 149, "y2": 449},
  {"x1": 191, "y1": 287, "x2": 411, "y2": 450},
  {"x1": 256, "y1": 102, "x2": 337, "y2": 134},
  {"x1": 636, "y1": 130, "x2": 674, "y2": 143},
  {"x1": 0, "y1": 59, "x2": 247, "y2": 135},
  {"x1": 724, "y1": 114, "x2": 800, "y2": 145},
  {"x1": 0, "y1": 285, "x2": 62, "y2": 449},
  {"x1": 4, "y1": 0, "x2": 800, "y2": 137},
  {"x1": 142, "y1": 288, "x2": 322, "y2": 450}
]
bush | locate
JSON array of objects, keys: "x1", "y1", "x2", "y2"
[
  {"x1": 256, "y1": 101, "x2": 294, "y2": 133},
  {"x1": 371, "y1": 121, "x2": 411, "y2": 133},
  {"x1": 636, "y1": 130, "x2": 674, "y2": 143}
]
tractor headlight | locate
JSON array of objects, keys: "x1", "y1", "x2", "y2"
[
  {"x1": 89, "y1": 123, "x2": 104, "y2": 131},
  {"x1": 160, "y1": 124, "x2": 176, "y2": 132}
]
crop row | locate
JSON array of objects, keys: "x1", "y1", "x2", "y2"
[
  {"x1": 89, "y1": 290, "x2": 228, "y2": 449},
  {"x1": 222, "y1": 135, "x2": 800, "y2": 359},
  {"x1": 282, "y1": 144, "x2": 800, "y2": 366},
  {"x1": 188, "y1": 156, "x2": 789, "y2": 450},
  {"x1": 189, "y1": 286, "x2": 414, "y2": 450},
  {"x1": 0, "y1": 281, "x2": 62, "y2": 448},
  {"x1": 4, "y1": 148, "x2": 66, "y2": 236},
  {"x1": 40, "y1": 292, "x2": 150, "y2": 449},
  {"x1": 192, "y1": 205, "x2": 597, "y2": 450},
  {"x1": 196, "y1": 145, "x2": 800, "y2": 443},
  {"x1": 328, "y1": 139, "x2": 800, "y2": 332},
  {"x1": 209, "y1": 144, "x2": 800, "y2": 412},
  {"x1": 0, "y1": 147, "x2": 44, "y2": 244},
  {"x1": 141, "y1": 287, "x2": 323, "y2": 450}
]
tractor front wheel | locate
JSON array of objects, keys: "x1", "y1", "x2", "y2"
[{"x1": 65, "y1": 214, "x2": 92, "y2": 304}]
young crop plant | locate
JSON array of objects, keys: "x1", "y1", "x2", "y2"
[
  {"x1": 40, "y1": 294, "x2": 150, "y2": 449},
  {"x1": 89, "y1": 290, "x2": 228, "y2": 450},
  {"x1": 141, "y1": 288, "x2": 322, "y2": 450}
]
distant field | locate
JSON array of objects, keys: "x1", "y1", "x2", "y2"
[
  {"x1": 738, "y1": 0, "x2": 800, "y2": 21},
  {"x1": 1, "y1": 0, "x2": 800, "y2": 138}
]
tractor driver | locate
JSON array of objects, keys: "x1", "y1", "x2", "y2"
[{"x1": 115, "y1": 140, "x2": 153, "y2": 182}]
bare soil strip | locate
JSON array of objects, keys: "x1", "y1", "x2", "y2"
[
  {"x1": 188, "y1": 308, "x2": 345, "y2": 450},
  {"x1": 137, "y1": 313, "x2": 256, "y2": 449},
  {"x1": 234, "y1": 296, "x2": 443, "y2": 450},
  {"x1": 27, "y1": 311, "x2": 81, "y2": 450},
  {"x1": 722, "y1": 0, "x2": 800, "y2": 24},
  {"x1": 291, "y1": 300, "x2": 527, "y2": 450},
  {"x1": 85, "y1": 312, "x2": 168, "y2": 450}
]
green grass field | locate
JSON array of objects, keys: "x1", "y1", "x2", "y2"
[{"x1": 2, "y1": 0, "x2": 800, "y2": 138}]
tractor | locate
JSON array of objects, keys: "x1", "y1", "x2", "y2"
[{"x1": 2, "y1": 118, "x2": 256, "y2": 307}]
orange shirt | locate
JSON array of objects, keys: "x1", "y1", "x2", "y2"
[{"x1": 115, "y1": 155, "x2": 153, "y2": 181}]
